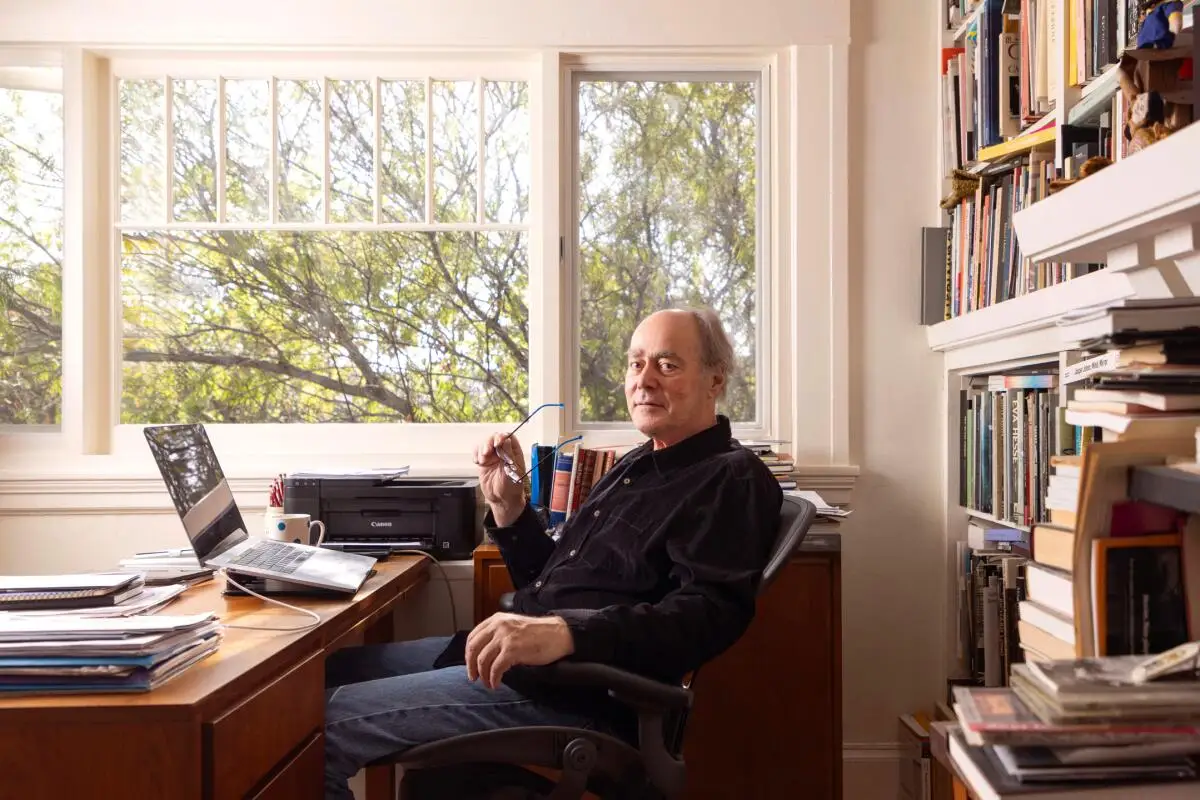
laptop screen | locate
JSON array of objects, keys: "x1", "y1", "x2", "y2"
[{"x1": 143, "y1": 424, "x2": 248, "y2": 561}]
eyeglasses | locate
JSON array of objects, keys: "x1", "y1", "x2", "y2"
[
  {"x1": 495, "y1": 402, "x2": 564, "y2": 484},
  {"x1": 510, "y1": 433, "x2": 583, "y2": 486}
]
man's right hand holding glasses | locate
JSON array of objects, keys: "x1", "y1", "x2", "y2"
[{"x1": 474, "y1": 432, "x2": 527, "y2": 527}]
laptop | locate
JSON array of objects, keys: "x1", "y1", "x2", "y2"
[{"x1": 143, "y1": 424, "x2": 376, "y2": 594}]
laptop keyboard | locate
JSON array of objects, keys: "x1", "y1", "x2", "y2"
[{"x1": 227, "y1": 541, "x2": 313, "y2": 575}]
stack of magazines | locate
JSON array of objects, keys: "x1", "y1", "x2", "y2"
[
  {"x1": 949, "y1": 643, "x2": 1200, "y2": 797},
  {"x1": 0, "y1": 612, "x2": 221, "y2": 694}
]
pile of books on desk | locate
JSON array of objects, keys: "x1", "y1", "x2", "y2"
[
  {"x1": 0, "y1": 572, "x2": 189, "y2": 618},
  {"x1": 947, "y1": 645, "x2": 1200, "y2": 797},
  {"x1": 0, "y1": 612, "x2": 221, "y2": 694}
]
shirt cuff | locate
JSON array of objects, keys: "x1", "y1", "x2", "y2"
[
  {"x1": 483, "y1": 503, "x2": 538, "y2": 547},
  {"x1": 555, "y1": 607, "x2": 612, "y2": 663}
]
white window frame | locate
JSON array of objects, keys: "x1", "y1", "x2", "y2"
[
  {"x1": 105, "y1": 53, "x2": 550, "y2": 470},
  {"x1": 0, "y1": 47, "x2": 813, "y2": 476},
  {"x1": 562, "y1": 54, "x2": 778, "y2": 448}
]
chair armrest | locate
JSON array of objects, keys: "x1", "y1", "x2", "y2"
[{"x1": 543, "y1": 661, "x2": 692, "y2": 712}]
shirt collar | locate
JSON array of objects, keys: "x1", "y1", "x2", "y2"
[{"x1": 632, "y1": 414, "x2": 733, "y2": 472}]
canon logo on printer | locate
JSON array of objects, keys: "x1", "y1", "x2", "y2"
[{"x1": 370, "y1": 520, "x2": 393, "y2": 528}]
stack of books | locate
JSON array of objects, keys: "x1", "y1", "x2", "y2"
[
  {"x1": 0, "y1": 573, "x2": 146, "y2": 612},
  {"x1": 0, "y1": 612, "x2": 221, "y2": 694},
  {"x1": 742, "y1": 440, "x2": 796, "y2": 490},
  {"x1": 1060, "y1": 298, "x2": 1200, "y2": 445},
  {"x1": 948, "y1": 647, "x2": 1200, "y2": 797}
]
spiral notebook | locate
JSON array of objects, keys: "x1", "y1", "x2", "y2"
[{"x1": 0, "y1": 573, "x2": 142, "y2": 604}]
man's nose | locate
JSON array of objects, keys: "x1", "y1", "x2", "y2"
[{"x1": 636, "y1": 367, "x2": 660, "y2": 389}]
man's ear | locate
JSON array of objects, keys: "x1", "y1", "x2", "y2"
[{"x1": 709, "y1": 369, "x2": 726, "y2": 398}]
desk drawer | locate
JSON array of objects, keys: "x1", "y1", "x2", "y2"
[
  {"x1": 206, "y1": 652, "x2": 323, "y2": 799},
  {"x1": 251, "y1": 733, "x2": 324, "y2": 800}
]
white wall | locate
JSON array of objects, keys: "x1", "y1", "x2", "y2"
[
  {"x1": 0, "y1": 3, "x2": 949, "y2": 799},
  {"x1": 840, "y1": 0, "x2": 946, "y2": 796}
]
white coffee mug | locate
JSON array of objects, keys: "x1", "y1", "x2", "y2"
[{"x1": 267, "y1": 512, "x2": 325, "y2": 546}]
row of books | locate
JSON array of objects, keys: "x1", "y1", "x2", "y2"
[
  {"x1": 941, "y1": 1, "x2": 1049, "y2": 171},
  {"x1": 959, "y1": 371, "x2": 1065, "y2": 528}
]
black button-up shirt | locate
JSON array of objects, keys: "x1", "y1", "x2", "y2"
[{"x1": 488, "y1": 414, "x2": 783, "y2": 683}]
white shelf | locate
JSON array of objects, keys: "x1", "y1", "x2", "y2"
[
  {"x1": 963, "y1": 507, "x2": 1032, "y2": 534},
  {"x1": 926, "y1": 268, "x2": 1132, "y2": 357},
  {"x1": 1012, "y1": 121, "x2": 1200, "y2": 265}
]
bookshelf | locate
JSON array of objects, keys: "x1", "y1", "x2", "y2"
[{"x1": 928, "y1": 15, "x2": 1200, "y2": 679}]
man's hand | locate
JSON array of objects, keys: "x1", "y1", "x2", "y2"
[
  {"x1": 465, "y1": 612, "x2": 575, "y2": 689},
  {"x1": 473, "y1": 433, "x2": 526, "y2": 527}
]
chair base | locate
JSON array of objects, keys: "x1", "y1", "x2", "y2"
[{"x1": 375, "y1": 726, "x2": 666, "y2": 800}]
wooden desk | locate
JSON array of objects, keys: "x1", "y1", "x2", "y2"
[
  {"x1": 0, "y1": 557, "x2": 428, "y2": 800},
  {"x1": 473, "y1": 534, "x2": 843, "y2": 799}
]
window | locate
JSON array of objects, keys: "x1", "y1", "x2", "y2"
[
  {"x1": 117, "y1": 72, "x2": 530, "y2": 425},
  {"x1": 572, "y1": 72, "x2": 763, "y2": 425},
  {"x1": 0, "y1": 67, "x2": 63, "y2": 426}
]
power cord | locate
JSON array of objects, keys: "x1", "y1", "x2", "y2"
[
  {"x1": 387, "y1": 549, "x2": 459, "y2": 632},
  {"x1": 218, "y1": 547, "x2": 458, "y2": 634},
  {"x1": 219, "y1": 569, "x2": 322, "y2": 631}
]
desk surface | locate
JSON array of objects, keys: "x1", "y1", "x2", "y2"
[{"x1": 0, "y1": 556, "x2": 428, "y2": 719}]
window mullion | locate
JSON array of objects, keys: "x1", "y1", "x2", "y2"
[
  {"x1": 424, "y1": 76, "x2": 433, "y2": 224},
  {"x1": 269, "y1": 76, "x2": 278, "y2": 224},
  {"x1": 528, "y1": 51, "x2": 563, "y2": 446},
  {"x1": 372, "y1": 77, "x2": 382, "y2": 224},
  {"x1": 322, "y1": 76, "x2": 330, "y2": 224},
  {"x1": 61, "y1": 49, "x2": 114, "y2": 454},
  {"x1": 216, "y1": 77, "x2": 226, "y2": 223},
  {"x1": 164, "y1": 76, "x2": 173, "y2": 224},
  {"x1": 476, "y1": 78, "x2": 485, "y2": 224}
]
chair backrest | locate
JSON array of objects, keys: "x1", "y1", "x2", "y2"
[
  {"x1": 663, "y1": 494, "x2": 818, "y2": 755},
  {"x1": 758, "y1": 495, "x2": 817, "y2": 596}
]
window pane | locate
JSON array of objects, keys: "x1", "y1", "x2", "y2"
[
  {"x1": 328, "y1": 79, "x2": 374, "y2": 222},
  {"x1": 484, "y1": 81, "x2": 529, "y2": 224},
  {"x1": 121, "y1": 230, "x2": 527, "y2": 423},
  {"x1": 576, "y1": 78, "x2": 758, "y2": 423},
  {"x1": 119, "y1": 79, "x2": 166, "y2": 222},
  {"x1": 380, "y1": 80, "x2": 426, "y2": 222},
  {"x1": 277, "y1": 79, "x2": 323, "y2": 222},
  {"x1": 0, "y1": 80, "x2": 63, "y2": 425},
  {"x1": 432, "y1": 80, "x2": 477, "y2": 222},
  {"x1": 173, "y1": 79, "x2": 218, "y2": 222},
  {"x1": 225, "y1": 79, "x2": 270, "y2": 223}
]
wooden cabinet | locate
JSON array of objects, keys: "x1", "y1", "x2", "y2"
[
  {"x1": 471, "y1": 534, "x2": 842, "y2": 800},
  {"x1": 0, "y1": 559, "x2": 426, "y2": 800},
  {"x1": 474, "y1": 543, "x2": 515, "y2": 624}
]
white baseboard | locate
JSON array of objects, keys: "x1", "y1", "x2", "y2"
[
  {"x1": 844, "y1": 743, "x2": 904, "y2": 800},
  {"x1": 843, "y1": 741, "x2": 905, "y2": 762}
]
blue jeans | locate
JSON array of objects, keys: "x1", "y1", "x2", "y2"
[{"x1": 323, "y1": 635, "x2": 603, "y2": 800}]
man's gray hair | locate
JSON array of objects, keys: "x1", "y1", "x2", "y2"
[{"x1": 672, "y1": 305, "x2": 735, "y2": 395}]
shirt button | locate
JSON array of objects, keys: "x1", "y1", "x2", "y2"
[
  {"x1": 623, "y1": 478, "x2": 631, "y2": 485},
  {"x1": 534, "y1": 580, "x2": 543, "y2": 588},
  {"x1": 568, "y1": 549, "x2": 577, "y2": 557},
  {"x1": 593, "y1": 510, "x2": 600, "y2": 518}
]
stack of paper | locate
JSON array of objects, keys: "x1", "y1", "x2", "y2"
[
  {"x1": 0, "y1": 613, "x2": 221, "y2": 694},
  {"x1": 784, "y1": 489, "x2": 852, "y2": 518}
]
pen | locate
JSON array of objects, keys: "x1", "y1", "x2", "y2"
[{"x1": 132, "y1": 548, "x2": 195, "y2": 558}]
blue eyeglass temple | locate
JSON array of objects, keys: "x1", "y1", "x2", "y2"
[{"x1": 515, "y1": 434, "x2": 582, "y2": 484}]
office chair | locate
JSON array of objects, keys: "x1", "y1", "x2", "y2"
[{"x1": 372, "y1": 494, "x2": 818, "y2": 800}]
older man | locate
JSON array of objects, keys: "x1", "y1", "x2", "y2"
[{"x1": 323, "y1": 307, "x2": 782, "y2": 799}]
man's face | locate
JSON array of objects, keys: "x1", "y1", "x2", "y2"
[{"x1": 624, "y1": 311, "x2": 723, "y2": 446}]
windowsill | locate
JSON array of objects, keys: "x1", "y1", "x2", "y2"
[{"x1": 0, "y1": 461, "x2": 860, "y2": 514}]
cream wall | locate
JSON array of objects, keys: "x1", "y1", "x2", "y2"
[
  {"x1": 0, "y1": 2, "x2": 947, "y2": 798},
  {"x1": 840, "y1": 0, "x2": 947, "y2": 794}
]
